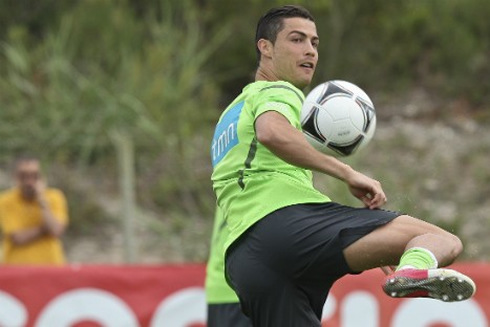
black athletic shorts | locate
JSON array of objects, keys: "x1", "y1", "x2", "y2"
[
  {"x1": 207, "y1": 303, "x2": 253, "y2": 327},
  {"x1": 225, "y1": 202, "x2": 400, "y2": 327}
]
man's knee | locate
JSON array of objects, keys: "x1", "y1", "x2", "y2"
[{"x1": 445, "y1": 232, "x2": 463, "y2": 260}]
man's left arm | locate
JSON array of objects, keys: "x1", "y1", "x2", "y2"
[{"x1": 36, "y1": 181, "x2": 68, "y2": 237}]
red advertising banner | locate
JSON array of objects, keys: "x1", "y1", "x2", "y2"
[
  {"x1": 0, "y1": 264, "x2": 206, "y2": 327},
  {"x1": 0, "y1": 263, "x2": 488, "y2": 327}
]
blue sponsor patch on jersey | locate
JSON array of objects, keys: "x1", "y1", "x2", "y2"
[{"x1": 211, "y1": 101, "x2": 244, "y2": 167}]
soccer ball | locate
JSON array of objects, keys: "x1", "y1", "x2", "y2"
[{"x1": 301, "y1": 80, "x2": 376, "y2": 157}]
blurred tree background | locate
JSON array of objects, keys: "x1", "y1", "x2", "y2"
[{"x1": 0, "y1": 0, "x2": 489, "y2": 263}]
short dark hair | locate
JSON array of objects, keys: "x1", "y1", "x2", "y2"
[{"x1": 255, "y1": 5, "x2": 315, "y2": 61}]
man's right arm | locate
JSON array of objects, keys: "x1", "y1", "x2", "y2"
[
  {"x1": 10, "y1": 226, "x2": 46, "y2": 245},
  {"x1": 255, "y1": 110, "x2": 353, "y2": 179},
  {"x1": 255, "y1": 111, "x2": 387, "y2": 209}
]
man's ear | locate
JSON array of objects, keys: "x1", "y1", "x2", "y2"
[{"x1": 257, "y1": 39, "x2": 273, "y2": 58}]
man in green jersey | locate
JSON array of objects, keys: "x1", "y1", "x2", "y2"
[{"x1": 210, "y1": 5, "x2": 475, "y2": 326}]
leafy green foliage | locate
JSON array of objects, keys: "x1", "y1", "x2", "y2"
[{"x1": 0, "y1": 0, "x2": 226, "y2": 224}]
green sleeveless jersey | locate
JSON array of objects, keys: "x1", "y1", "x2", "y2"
[{"x1": 207, "y1": 80, "x2": 330, "y2": 302}]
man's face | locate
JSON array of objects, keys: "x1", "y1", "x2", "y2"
[
  {"x1": 15, "y1": 160, "x2": 41, "y2": 200},
  {"x1": 268, "y1": 17, "x2": 319, "y2": 89}
]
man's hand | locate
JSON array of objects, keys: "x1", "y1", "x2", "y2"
[
  {"x1": 34, "y1": 179, "x2": 47, "y2": 204},
  {"x1": 344, "y1": 170, "x2": 387, "y2": 209},
  {"x1": 32, "y1": 180, "x2": 66, "y2": 237}
]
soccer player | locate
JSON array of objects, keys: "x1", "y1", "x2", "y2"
[{"x1": 210, "y1": 5, "x2": 476, "y2": 326}]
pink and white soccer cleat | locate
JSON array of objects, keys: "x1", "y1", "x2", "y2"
[{"x1": 382, "y1": 268, "x2": 476, "y2": 302}]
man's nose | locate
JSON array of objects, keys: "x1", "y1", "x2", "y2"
[{"x1": 305, "y1": 43, "x2": 317, "y2": 57}]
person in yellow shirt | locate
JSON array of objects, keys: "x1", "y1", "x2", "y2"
[{"x1": 0, "y1": 156, "x2": 69, "y2": 265}]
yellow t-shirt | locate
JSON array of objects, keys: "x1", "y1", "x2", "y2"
[{"x1": 0, "y1": 187, "x2": 68, "y2": 265}]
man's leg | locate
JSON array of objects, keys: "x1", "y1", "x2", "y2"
[
  {"x1": 343, "y1": 215, "x2": 475, "y2": 301},
  {"x1": 225, "y1": 212, "x2": 327, "y2": 327},
  {"x1": 227, "y1": 245, "x2": 323, "y2": 327},
  {"x1": 343, "y1": 215, "x2": 462, "y2": 270},
  {"x1": 207, "y1": 303, "x2": 252, "y2": 327}
]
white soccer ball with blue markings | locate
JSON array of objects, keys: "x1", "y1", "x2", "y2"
[{"x1": 301, "y1": 80, "x2": 376, "y2": 157}]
